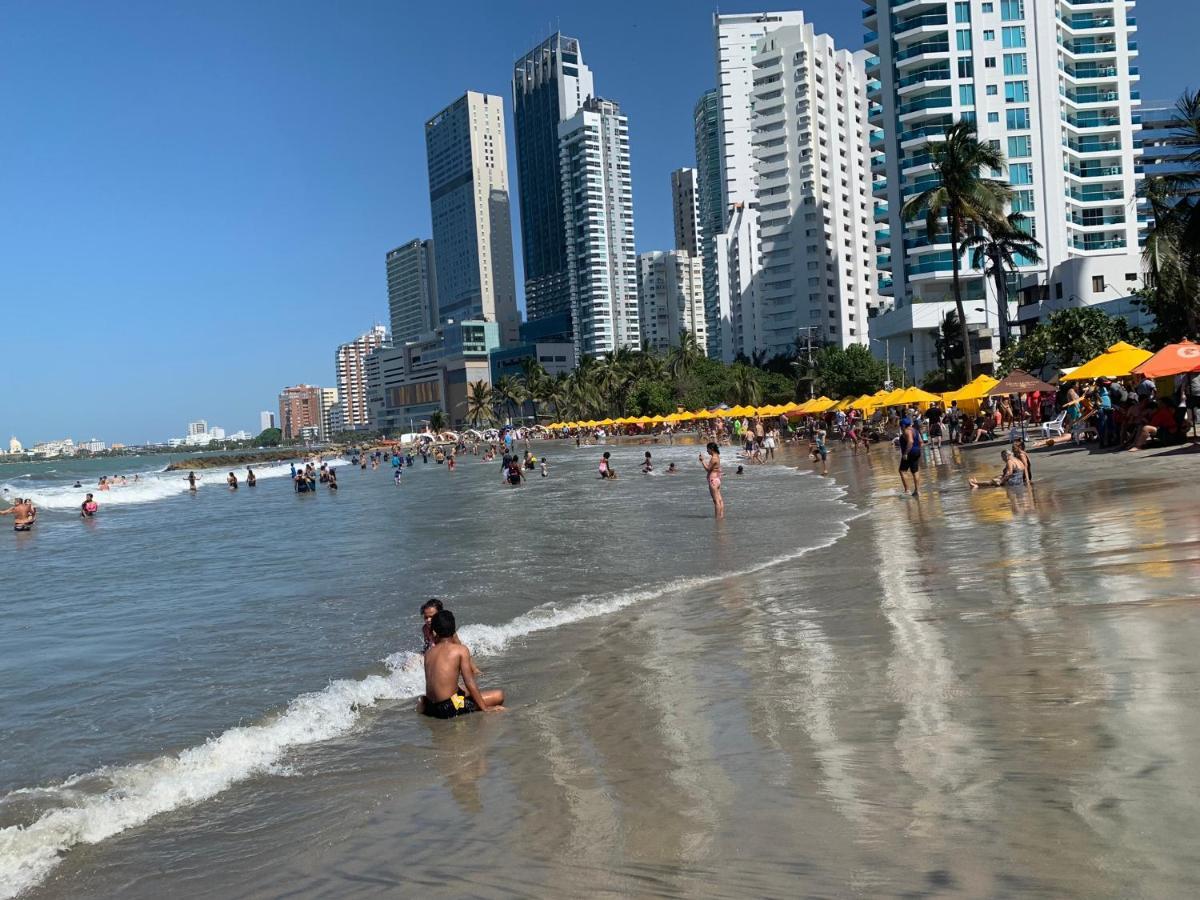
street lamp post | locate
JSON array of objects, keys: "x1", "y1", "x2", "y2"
[{"x1": 872, "y1": 338, "x2": 892, "y2": 390}]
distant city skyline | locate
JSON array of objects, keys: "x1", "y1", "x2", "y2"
[{"x1": 2, "y1": 1, "x2": 1193, "y2": 442}]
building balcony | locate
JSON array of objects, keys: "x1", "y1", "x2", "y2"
[
  {"x1": 1061, "y1": 39, "x2": 1118, "y2": 56},
  {"x1": 897, "y1": 89, "x2": 953, "y2": 119},
  {"x1": 897, "y1": 65, "x2": 952, "y2": 91},
  {"x1": 1068, "y1": 212, "x2": 1126, "y2": 228},
  {"x1": 1068, "y1": 185, "x2": 1125, "y2": 203},
  {"x1": 1062, "y1": 63, "x2": 1119, "y2": 80},
  {"x1": 1065, "y1": 163, "x2": 1123, "y2": 180},
  {"x1": 895, "y1": 40, "x2": 950, "y2": 66},
  {"x1": 1063, "y1": 88, "x2": 1121, "y2": 106},
  {"x1": 1059, "y1": 14, "x2": 1116, "y2": 30},
  {"x1": 1064, "y1": 111, "x2": 1121, "y2": 129},
  {"x1": 893, "y1": 14, "x2": 948, "y2": 38},
  {"x1": 1065, "y1": 136, "x2": 1123, "y2": 154},
  {"x1": 1070, "y1": 235, "x2": 1128, "y2": 252},
  {"x1": 898, "y1": 119, "x2": 952, "y2": 145}
]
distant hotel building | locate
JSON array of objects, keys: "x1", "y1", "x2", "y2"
[
  {"x1": 335, "y1": 325, "x2": 388, "y2": 430},
  {"x1": 670, "y1": 167, "x2": 702, "y2": 257},
  {"x1": 559, "y1": 97, "x2": 640, "y2": 356},
  {"x1": 278, "y1": 385, "x2": 323, "y2": 441},
  {"x1": 425, "y1": 92, "x2": 520, "y2": 346},
  {"x1": 259, "y1": 411, "x2": 275, "y2": 432},
  {"x1": 513, "y1": 32, "x2": 595, "y2": 337},
  {"x1": 637, "y1": 251, "x2": 705, "y2": 354},
  {"x1": 864, "y1": 0, "x2": 1144, "y2": 380},
  {"x1": 187, "y1": 420, "x2": 207, "y2": 437},
  {"x1": 386, "y1": 239, "x2": 438, "y2": 344},
  {"x1": 693, "y1": 88, "x2": 723, "y2": 358}
]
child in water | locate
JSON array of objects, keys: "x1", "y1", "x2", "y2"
[
  {"x1": 641, "y1": 451, "x2": 653, "y2": 474},
  {"x1": 540, "y1": 458, "x2": 548, "y2": 478}
]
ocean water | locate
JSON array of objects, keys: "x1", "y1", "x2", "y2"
[{"x1": 0, "y1": 443, "x2": 855, "y2": 897}]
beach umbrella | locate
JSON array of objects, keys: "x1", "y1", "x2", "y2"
[
  {"x1": 848, "y1": 394, "x2": 876, "y2": 411},
  {"x1": 1061, "y1": 341, "x2": 1154, "y2": 382},
  {"x1": 649, "y1": 414, "x2": 667, "y2": 423},
  {"x1": 985, "y1": 369, "x2": 1056, "y2": 396},
  {"x1": 672, "y1": 411, "x2": 695, "y2": 421},
  {"x1": 897, "y1": 386, "x2": 941, "y2": 405},
  {"x1": 949, "y1": 374, "x2": 999, "y2": 401},
  {"x1": 1132, "y1": 340, "x2": 1200, "y2": 378},
  {"x1": 635, "y1": 415, "x2": 653, "y2": 424}
]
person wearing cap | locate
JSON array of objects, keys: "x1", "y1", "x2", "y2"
[{"x1": 898, "y1": 417, "x2": 922, "y2": 497}]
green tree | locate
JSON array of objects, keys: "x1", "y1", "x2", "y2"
[
  {"x1": 666, "y1": 328, "x2": 702, "y2": 381},
  {"x1": 997, "y1": 307, "x2": 1147, "y2": 378},
  {"x1": 518, "y1": 358, "x2": 549, "y2": 421},
  {"x1": 428, "y1": 410, "x2": 446, "y2": 433},
  {"x1": 256, "y1": 427, "x2": 282, "y2": 447},
  {"x1": 727, "y1": 364, "x2": 763, "y2": 406},
  {"x1": 810, "y1": 344, "x2": 902, "y2": 398},
  {"x1": 491, "y1": 375, "x2": 522, "y2": 424},
  {"x1": 902, "y1": 120, "x2": 1012, "y2": 381},
  {"x1": 962, "y1": 212, "x2": 1043, "y2": 347}
]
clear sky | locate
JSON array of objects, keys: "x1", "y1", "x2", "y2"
[{"x1": 1, "y1": 1, "x2": 1191, "y2": 444}]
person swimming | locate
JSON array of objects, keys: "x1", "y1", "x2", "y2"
[
  {"x1": 666, "y1": 462, "x2": 677, "y2": 474},
  {"x1": 642, "y1": 451, "x2": 653, "y2": 474}
]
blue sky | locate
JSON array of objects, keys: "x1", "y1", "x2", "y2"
[{"x1": 1, "y1": 1, "x2": 1191, "y2": 444}]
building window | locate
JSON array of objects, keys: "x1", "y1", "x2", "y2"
[
  {"x1": 1003, "y1": 53, "x2": 1027, "y2": 76},
  {"x1": 956, "y1": 29, "x2": 973, "y2": 51},
  {"x1": 1006, "y1": 107, "x2": 1030, "y2": 129},
  {"x1": 1055, "y1": 282, "x2": 1064, "y2": 299},
  {"x1": 1011, "y1": 189, "x2": 1034, "y2": 212},
  {"x1": 955, "y1": 1, "x2": 971, "y2": 23},
  {"x1": 1125, "y1": 272, "x2": 1138, "y2": 282},
  {"x1": 982, "y1": 1, "x2": 994, "y2": 11},
  {"x1": 1092, "y1": 275, "x2": 1105, "y2": 293},
  {"x1": 987, "y1": 111, "x2": 1000, "y2": 123},
  {"x1": 959, "y1": 84, "x2": 976, "y2": 105},
  {"x1": 1002, "y1": 26, "x2": 1026, "y2": 48},
  {"x1": 1008, "y1": 135, "x2": 1032, "y2": 158},
  {"x1": 1000, "y1": 0, "x2": 1024, "y2": 21},
  {"x1": 1009, "y1": 162, "x2": 1033, "y2": 185},
  {"x1": 983, "y1": 29, "x2": 995, "y2": 41},
  {"x1": 958, "y1": 58, "x2": 974, "y2": 78},
  {"x1": 986, "y1": 84, "x2": 998, "y2": 96},
  {"x1": 1005, "y1": 80, "x2": 1029, "y2": 104},
  {"x1": 985, "y1": 57, "x2": 997, "y2": 69}
]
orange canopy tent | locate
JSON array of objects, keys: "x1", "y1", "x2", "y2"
[{"x1": 1132, "y1": 340, "x2": 1200, "y2": 378}]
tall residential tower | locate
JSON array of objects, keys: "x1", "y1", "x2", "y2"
[
  {"x1": 559, "y1": 97, "x2": 640, "y2": 356},
  {"x1": 512, "y1": 33, "x2": 595, "y2": 329},
  {"x1": 670, "y1": 167, "x2": 702, "y2": 257},
  {"x1": 865, "y1": 0, "x2": 1144, "y2": 381},
  {"x1": 425, "y1": 91, "x2": 520, "y2": 346},
  {"x1": 335, "y1": 325, "x2": 389, "y2": 429},
  {"x1": 386, "y1": 239, "x2": 438, "y2": 344}
]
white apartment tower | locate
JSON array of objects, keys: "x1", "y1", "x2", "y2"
[
  {"x1": 751, "y1": 22, "x2": 878, "y2": 355},
  {"x1": 425, "y1": 92, "x2": 520, "y2": 346},
  {"x1": 637, "y1": 251, "x2": 706, "y2": 355},
  {"x1": 865, "y1": 0, "x2": 1144, "y2": 381},
  {"x1": 670, "y1": 167, "x2": 702, "y2": 257},
  {"x1": 335, "y1": 325, "x2": 388, "y2": 429},
  {"x1": 558, "y1": 97, "x2": 640, "y2": 357}
]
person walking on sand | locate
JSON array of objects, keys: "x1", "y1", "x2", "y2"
[
  {"x1": 418, "y1": 610, "x2": 504, "y2": 719},
  {"x1": 813, "y1": 429, "x2": 829, "y2": 476},
  {"x1": 699, "y1": 442, "x2": 724, "y2": 519},
  {"x1": 898, "y1": 417, "x2": 922, "y2": 497}
]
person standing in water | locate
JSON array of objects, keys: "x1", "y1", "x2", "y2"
[
  {"x1": 246, "y1": 467, "x2": 257, "y2": 487},
  {"x1": 699, "y1": 442, "x2": 724, "y2": 519},
  {"x1": 898, "y1": 417, "x2": 922, "y2": 497},
  {"x1": 641, "y1": 451, "x2": 653, "y2": 474},
  {"x1": 227, "y1": 472, "x2": 239, "y2": 489},
  {"x1": 1, "y1": 498, "x2": 35, "y2": 531},
  {"x1": 80, "y1": 493, "x2": 99, "y2": 518},
  {"x1": 185, "y1": 471, "x2": 198, "y2": 492}
]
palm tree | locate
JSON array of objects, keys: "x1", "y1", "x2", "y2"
[
  {"x1": 465, "y1": 380, "x2": 494, "y2": 428},
  {"x1": 962, "y1": 212, "x2": 1042, "y2": 348},
  {"x1": 428, "y1": 410, "x2": 446, "y2": 434},
  {"x1": 518, "y1": 358, "x2": 548, "y2": 422},
  {"x1": 728, "y1": 365, "x2": 762, "y2": 406},
  {"x1": 1139, "y1": 89, "x2": 1200, "y2": 340},
  {"x1": 902, "y1": 120, "x2": 1011, "y2": 381},
  {"x1": 491, "y1": 375, "x2": 521, "y2": 424},
  {"x1": 666, "y1": 328, "x2": 702, "y2": 381}
]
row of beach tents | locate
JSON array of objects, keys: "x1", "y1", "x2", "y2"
[{"x1": 545, "y1": 340, "x2": 1200, "y2": 430}]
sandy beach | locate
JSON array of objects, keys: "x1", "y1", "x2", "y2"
[{"x1": 14, "y1": 437, "x2": 1196, "y2": 899}]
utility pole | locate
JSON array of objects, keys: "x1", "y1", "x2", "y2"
[{"x1": 795, "y1": 325, "x2": 818, "y2": 398}]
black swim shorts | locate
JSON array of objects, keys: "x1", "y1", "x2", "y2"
[
  {"x1": 898, "y1": 452, "x2": 921, "y2": 473},
  {"x1": 423, "y1": 693, "x2": 480, "y2": 720}
]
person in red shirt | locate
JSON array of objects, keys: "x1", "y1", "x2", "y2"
[{"x1": 1129, "y1": 399, "x2": 1182, "y2": 451}]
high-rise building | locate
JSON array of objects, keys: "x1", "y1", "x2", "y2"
[
  {"x1": 319, "y1": 387, "x2": 340, "y2": 439},
  {"x1": 670, "y1": 167, "x2": 702, "y2": 257},
  {"x1": 425, "y1": 92, "x2": 521, "y2": 346},
  {"x1": 187, "y1": 420, "x2": 207, "y2": 437},
  {"x1": 335, "y1": 325, "x2": 389, "y2": 430},
  {"x1": 277, "y1": 385, "x2": 323, "y2": 441},
  {"x1": 559, "y1": 97, "x2": 640, "y2": 357},
  {"x1": 749, "y1": 20, "x2": 878, "y2": 355},
  {"x1": 710, "y1": 11, "x2": 810, "y2": 360},
  {"x1": 512, "y1": 33, "x2": 595, "y2": 327},
  {"x1": 637, "y1": 251, "x2": 706, "y2": 355},
  {"x1": 1140, "y1": 99, "x2": 1191, "y2": 180},
  {"x1": 865, "y1": 0, "x2": 1144, "y2": 381},
  {"x1": 386, "y1": 239, "x2": 438, "y2": 344},
  {"x1": 693, "y1": 88, "x2": 724, "y2": 358},
  {"x1": 258, "y1": 411, "x2": 275, "y2": 432},
  {"x1": 714, "y1": 202, "x2": 761, "y2": 362}
]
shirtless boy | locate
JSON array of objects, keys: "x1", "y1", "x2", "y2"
[{"x1": 419, "y1": 610, "x2": 504, "y2": 719}]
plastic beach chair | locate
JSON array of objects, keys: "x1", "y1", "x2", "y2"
[{"x1": 1040, "y1": 410, "x2": 1068, "y2": 438}]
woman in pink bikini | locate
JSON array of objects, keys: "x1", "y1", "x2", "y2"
[{"x1": 699, "y1": 442, "x2": 724, "y2": 519}]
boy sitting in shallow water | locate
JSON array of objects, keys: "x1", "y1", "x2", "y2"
[{"x1": 418, "y1": 610, "x2": 504, "y2": 719}]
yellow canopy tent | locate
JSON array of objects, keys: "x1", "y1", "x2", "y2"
[
  {"x1": 596, "y1": 418, "x2": 614, "y2": 426},
  {"x1": 807, "y1": 396, "x2": 837, "y2": 413},
  {"x1": 897, "y1": 386, "x2": 941, "y2": 407},
  {"x1": 942, "y1": 374, "x2": 998, "y2": 416},
  {"x1": 635, "y1": 415, "x2": 653, "y2": 424},
  {"x1": 1062, "y1": 341, "x2": 1154, "y2": 382},
  {"x1": 849, "y1": 394, "x2": 877, "y2": 411},
  {"x1": 649, "y1": 414, "x2": 667, "y2": 423},
  {"x1": 833, "y1": 397, "x2": 854, "y2": 411},
  {"x1": 780, "y1": 401, "x2": 802, "y2": 412}
]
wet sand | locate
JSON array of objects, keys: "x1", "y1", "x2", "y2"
[{"x1": 33, "y1": 439, "x2": 1200, "y2": 899}]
